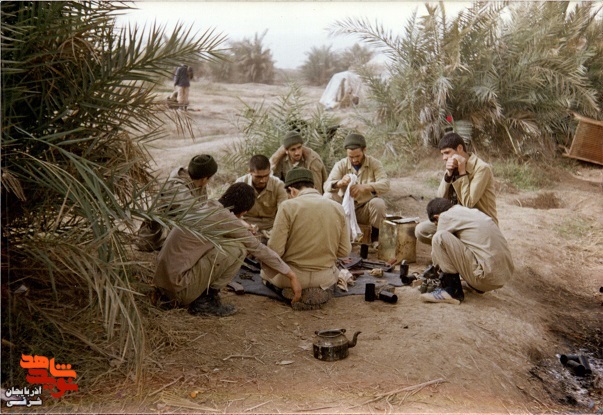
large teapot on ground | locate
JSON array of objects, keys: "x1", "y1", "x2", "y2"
[{"x1": 312, "y1": 328, "x2": 361, "y2": 361}]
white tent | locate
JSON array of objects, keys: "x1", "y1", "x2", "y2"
[{"x1": 319, "y1": 71, "x2": 363, "y2": 110}]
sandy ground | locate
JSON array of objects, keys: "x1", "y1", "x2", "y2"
[{"x1": 18, "y1": 80, "x2": 603, "y2": 414}]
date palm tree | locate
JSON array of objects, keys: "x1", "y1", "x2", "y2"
[
  {"x1": 1, "y1": 1, "x2": 227, "y2": 383},
  {"x1": 331, "y1": 1, "x2": 601, "y2": 156},
  {"x1": 231, "y1": 30, "x2": 275, "y2": 84},
  {"x1": 301, "y1": 45, "x2": 342, "y2": 86}
]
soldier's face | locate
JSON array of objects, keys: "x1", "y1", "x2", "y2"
[
  {"x1": 250, "y1": 169, "x2": 270, "y2": 190},
  {"x1": 346, "y1": 148, "x2": 365, "y2": 167},
  {"x1": 440, "y1": 145, "x2": 463, "y2": 161},
  {"x1": 286, "y1": 144, "x2": 303, "y2": 162}
]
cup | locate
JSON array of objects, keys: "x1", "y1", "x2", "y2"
[
  {"x1": 360, "y1": 244, "x2": 369, "y2": 259},
  {"x1": 364, "y1": 283, "x2": 375, "y2": 302},
  {"x1": 379, "y1": 291, "x2": 398, "y2": 304},
  {"x1": 399, "y1": 260, "x2": 409, "y2": 278}
]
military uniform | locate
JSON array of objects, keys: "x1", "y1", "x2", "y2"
[
  {"x1": 416, "y1": 153, "x2": 497, "y2": 244},
  {"x1": 323, "y1": 154, "x2": 390, "y2": 229},
  {"x1": 432, "y1": 205, "x2": 513, "y2": 292},
  {"x1": 261, "y1": 189, "x2": 351, "y2": 289},
  {"x1": 154, "y1": 200, "x2": 291, "y2": 305},
  {"x1": 136, "y1": 166, "x2": 207, "y2": 251},
  {"x1": 235, "y1": 174, "x2": 287, "y2": 231},
  {"x1": 270, "y1": 146, "x2": 329, "y2": 194}
]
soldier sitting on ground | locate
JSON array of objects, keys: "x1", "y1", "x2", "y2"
[
  {"x1": 261, "y1": 168, "x2": 351, "y2": 310},
  {"x1": 420, "y1": 198, "x2": 514, "y2": 305},
  {"x1": 136, "y1": 154, "x2": 218, "y2": 251},
  {"x1": 153, "y1": 182, "x2": 302, "y2": 316},
  {"x1": 235, "y1": 155, "x2": 287, "y2": 241},
  {"x1": 324, "y1": 132, "x2": 390, "y2": 247},
  {"x1": 270, "y1": 131, "x2": 329, "y2": 194}
]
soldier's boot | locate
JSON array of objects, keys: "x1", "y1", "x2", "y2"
[
  {"x1": 188, "y1": 288, "x2": 237, "y2": 317},
  {"x1": 439, "y1": 272, "x2": 465, "y2": 302},
  {"x1": 420, "y1": 272, "x2": 464, "y2": 305}
]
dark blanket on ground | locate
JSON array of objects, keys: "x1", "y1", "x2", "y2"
[{"x1": 231, "y1": 268, "x2": 403, "y2": 302}]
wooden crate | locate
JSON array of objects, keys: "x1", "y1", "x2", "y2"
[{"x1": 564, "y1": 113, "x2": 603, "y2": 166}]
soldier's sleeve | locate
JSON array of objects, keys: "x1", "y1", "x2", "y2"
[
  {"x1": 266, "y1": 207, "x2": 289, "y2": 258},
  {"x1": 323, "y1": 160, "x2": 345, "y2": 193},
  {"x1": 275, "y1": 180, "x2": 288, "y2": 207},
  {"x1": 368, "y1": 158, "x2": 390, "y2": 195},
  {"x1": 336, "y1": 209, "x2": 352, "y2": 258},
  {"x1": 437, "y1": 173, "x2": 452, "y2": 199},
  {"x1": 220, "y1": 211, "x2": 291, "y2": 276}
]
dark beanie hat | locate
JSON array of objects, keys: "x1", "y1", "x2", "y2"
[
  {"x1": 283, "y1": 131, "x2": 303, "y2": 149},
  {"x1": 284, "y1": 167, "x2": 314, "y2": 187},
  {"x1": 344, "y1": 133, "x2": 366, "y2": 149},
  {"x1": 188, "y1": 154, "x2": 218, "y2": 180}
]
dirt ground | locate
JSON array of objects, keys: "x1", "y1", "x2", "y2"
[{"x1": 21, "y1": 80, "x2": 603, "y2": 414}]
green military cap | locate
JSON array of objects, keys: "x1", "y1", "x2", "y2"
[
  {"x1": 188, "y1": 154, "x2": 218, "y2": 180},
  {"x1": 284, "y1": 167, "x2": 314, "y2": 187},
  {"x1": 344, "y1": 133, "x2": 366, "y2": 149},
  {"x1": 283, "y1": 131, "x2": 303, "y2": 149}
]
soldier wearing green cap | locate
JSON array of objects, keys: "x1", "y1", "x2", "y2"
[
  {"x1": 136, "y1": 154, "x2": 218, "y2": 251},
  {"x1": 261, "y1": 167, "x2": 351, "y2": 310},
  {"x1": 270, "y1": 131, "x2": 329, "y2": 193},
  {"x1": 324, "y1": 133, "x2": 390, "y2": 246}
]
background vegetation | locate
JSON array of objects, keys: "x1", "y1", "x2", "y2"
[
  {"x1": 330, "y1": 1, "x2": 602, "y2": 158},
  {"x1": 205, "y1": 30, "x2": 275, "y2": 84},
  {"x1": 224, "y1": 84, "x2": 348, "y2": 173}
]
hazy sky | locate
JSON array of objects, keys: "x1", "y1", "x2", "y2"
[{"x1": 119, "y1": 1, "x2": 472, "y2": 69}]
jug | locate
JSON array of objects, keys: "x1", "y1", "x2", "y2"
[{"x1": 313, "y1": 329, "x2": 361, "y2": 361}]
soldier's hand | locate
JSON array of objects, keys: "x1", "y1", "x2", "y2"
[
  {"x1": 452, "y1": 154, "x2": 467, "y2": 175},
  {"x1": 286, "y1": 271, "x2": 303, "y2": 304},
  {"x1": 338, "y1": 175, "x2": 351, "y2": 188},
  {"x1": 445, "y1": 157, "x2": 458, "y2": 175},
  {"x1": 349, "y1": 184, "x2": 366, "y2": 199}
]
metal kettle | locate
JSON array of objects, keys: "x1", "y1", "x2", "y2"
[{"x1": 313, "y1": 328, "x2": 361, "y2": 361}]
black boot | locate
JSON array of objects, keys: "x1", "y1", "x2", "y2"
[
  {"x1": 439, "y1": 272, "x2": 465, "y2": 302},
  {"x1": 188, "y1": 288, "x2": 237, "y2": 317},
  {"x1": 421, "y1": 264, "x2": 440, "y2": 280},
  {"x1": 371, "y1": 227, "x2": 380, "y2": 243}
]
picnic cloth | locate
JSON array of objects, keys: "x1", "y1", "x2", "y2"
[{"x1": 231, "y1": 267, "x2": 403, "y2": 301}]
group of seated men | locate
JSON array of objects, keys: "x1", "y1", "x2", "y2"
[{"x1": 147, "y1": 131, "x2": 514, "y2": 316}]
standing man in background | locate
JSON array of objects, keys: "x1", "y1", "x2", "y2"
[{"x1": 174, "y1": 64, "x2": 192, "y2": 110}]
